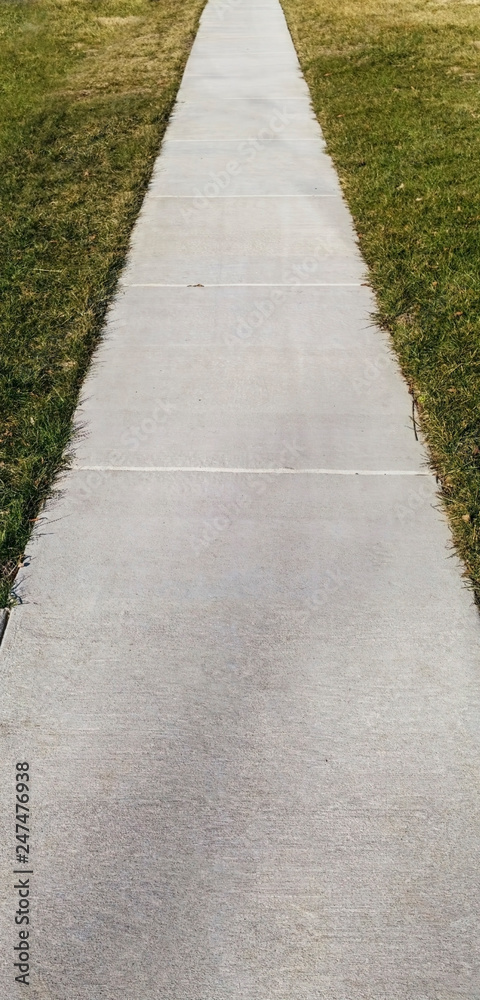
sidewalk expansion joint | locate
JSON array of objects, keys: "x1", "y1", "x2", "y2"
[
  {"x1": 127, "y1": 282, "x2": 365, "y2": 288},
  {"x1": 74, "y1": 467, "x2": 429, "y2": 476},
  {"x1": 165, "y1": 139, "x2": 326, "y2": 142},
  {"x1": 149, "y1": 195, "x2": 340, "y2": 199}
]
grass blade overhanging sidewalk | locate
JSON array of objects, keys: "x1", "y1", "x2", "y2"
[
  {"x1": 281, "y1": 0, "x2": 480, "y2": 600},
  {"x1": 0, "y1": 0, "x2": 206, "y2": 606}
]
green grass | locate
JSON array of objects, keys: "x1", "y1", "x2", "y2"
[
  {"x1": 281, "y1": 0, "x2": 480, "y2": 598},
  {"x1": 0, "y1": 0, "x2": 206, "y2": 606}
]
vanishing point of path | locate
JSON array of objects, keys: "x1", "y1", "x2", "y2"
[{"x1": 1, "y1": 0, "x2": 480, "y2": 996}]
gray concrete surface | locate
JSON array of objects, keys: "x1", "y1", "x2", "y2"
[{"x1": 1, "y1": 0, "x2": 480, "y2": 997}]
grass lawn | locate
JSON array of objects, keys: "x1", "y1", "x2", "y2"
[
  {"x1": 281, "y1": 0, "x2": 480, "y2": 599},
  {"x1": 0, "y1": 0, "x2": 206, "y2": 606}
]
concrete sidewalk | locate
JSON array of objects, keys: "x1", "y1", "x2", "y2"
[{"x1": 1, "y1": 0, "x2": 480, "y2": 996}]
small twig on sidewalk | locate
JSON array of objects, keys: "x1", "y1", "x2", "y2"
[{"x1": 412, "y1": 395, "x2": 419, "y2": 441}]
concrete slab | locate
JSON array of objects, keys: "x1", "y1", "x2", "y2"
[
  {"x1": 185, "y1": 35, "x2": 297, "y2": 56},
  {"x1": 201, "y1": 6, "x2": 288, "y2": 23},
  {"x1": 74, "y1": 286, "x2": 422, "y2": 471},
  {"x1": 197, "y1": 18, "x2": 289, "y2": 37},
  {"x1": 149, "y1": 138, "x2": 339, "y2": 196},
  {"x1": 167, "y1": 97, "x2": 321, "y2": 140},
  {"x1": 124, "y1": 196, "x2": 365, "y2": 285},
  {"x1": 185, "y1": 55, "x2": 301, "y2": 76},
  {"x1": 4, "y1": 469, "x2": 475, "y2": 654},
  {"x1": 2, "y1": 470, "x2": 480, "y2": 997},
  {"x1": 206, "y1": 0, "x2": 283, "y2": 8},
  {"x1": 1, "y1": 0, "x2": 480, "y2": 996},
  {"x1": 179, "y1": 70, "x2": 310, "y2": 100},
  {"x1": 206, "y1": 0, "x2": 284, "y2": 11}
]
